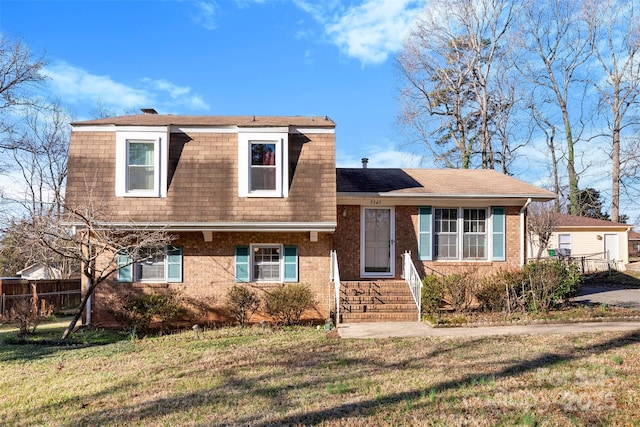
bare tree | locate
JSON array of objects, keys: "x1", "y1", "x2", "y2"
[
  {"x1": 530, "y1": 104, "x2": 562, "y2": 212},
  {"x1": 527, "y1": 202, "x2": 558, "y2": 260},
  {"x1": 584, "y1": 0, "x2": 640, "y2": 222},
  {"x1": 7, "y1": 102, "x2": 70, "y2": 217},
  {"x1": 514, "y1": 0, "x2": 594, "y2": 215},
  {"x1": 24, "y1": 193, "x2": 173, "y2": 339},
  {"x1": 398, "y1": 0, "x2": 519, "y2": 170},
  {"x1": 0, "y1": 35, "x2": 47, "y2": 139},
  {"x1": 0, "y1": 35, "x2": 46, "y2": 112}
]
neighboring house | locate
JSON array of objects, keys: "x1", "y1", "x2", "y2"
[
  {"x1": 628, "y1": 231, "x2": 640, "y2": 256},
  {"x1": 16, "y1": 263, "x2": 62, "y2": 280},
  {"x1": 65, "y1": 112, "x2": 555, "y2": 326},
  {"x1": 530, "y1": 214, "x2": 632, "y2": 272}
]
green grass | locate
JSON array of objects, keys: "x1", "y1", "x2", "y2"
[{"x1": 1, "y1": 320, "x2": 639, "y2": 426}]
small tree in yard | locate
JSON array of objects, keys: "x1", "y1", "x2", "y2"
[
  {"x1": 226, "y1": 285, "x2": 261, "y2": 326},
  {"x1": 527, "y1": 202, "x2": 557, "y2": 260},
  {"x1": 24, "y1": 196, "x2": 173, "y2": 339},
  {"x1": 265, "y1": 283, "x2": 316, "y2": 326}
]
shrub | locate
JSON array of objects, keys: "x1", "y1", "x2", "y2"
[
  {"x1": 8, "y1": 298, "x2": 42, "y2": 335},
  {"x1": 226, "y1": 285, "x2": 261, "y2": 326},
  {"x1": 264, "y1": 283, "x2": 316, "y2": 326},
  {"x1": 521, "y1": 260, "x2": 581, "y2": 312},
  {"x1": 421, "y1": 274, "x2": 445, "y2": 320},
  {"x1": 477, "y1": 269, "x2": 523, "y2": 312},
  {"x1": 112, "y1": 290, "x2": 185, "y2": 335},
  {"x1": 444, "y1": 269, "x2": 478, "y2": 313}
]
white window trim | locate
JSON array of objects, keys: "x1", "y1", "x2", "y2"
[
  {"x1": 433, "y1": 207, "x2": 491, "y2": 261},
  {"x1": 250, "y1": 243, "x2": 284, "y2": 283},
  {"x1": 115, "y1": 129, "x2": 168, "y2": 197},
  {"x1": 238, "y1": 131, "x2": 288, "y2": 198}
]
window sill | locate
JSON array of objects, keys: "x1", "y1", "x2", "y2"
[
  {"x1": 130, "y1": 282, "x2": 170, "y2": 289},
  {"x1": 430, "y1": 260, "x2": 494, "y2": 266}
]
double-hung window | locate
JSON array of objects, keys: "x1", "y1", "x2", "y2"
[
  {"x1": 434, "y1": 208, "x2": 458, "y2": 259},
  {"x1": 238, "y1": 130, "x2": 288, "y2": 197},
  {"x1": 117, "y1": 246, "x2": 182, "y2": 283},
  {"x1": 127, "y1": 141, "x2": 155, "y2": 192},
  {"x1": 434, "y1": 208, "x2": 488, "y2": 260},
  {"x1": 463, "y1": 209, "x2": 487, "y2": 259},
  {"x1": 250, "y1": 142, "x2": 277, "y2": 191},
  {"x1": 235, "y1": 245, "x2": 298, "y2": 283},
  {"x1": 558, "y1": 234, "x2": 571, "y2": 257},
  {"x1": 419, "y1": 206, "x2": 505, "y2": 262},
  {"x1": 115, "y1": 129, "x2": 168, "y2": 197}
]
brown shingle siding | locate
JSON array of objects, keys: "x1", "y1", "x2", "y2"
[{"x1": 66, "y1": 127, "x2": 336, "y2": 225}]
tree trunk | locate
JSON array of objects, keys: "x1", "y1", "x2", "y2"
[{"x1": 61, "y1": 280, "x2": 96, "y2": 340}]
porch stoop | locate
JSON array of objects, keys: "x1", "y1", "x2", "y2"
[{"x1": 339, "y1": 280, "x2": 419, "y2": 323}]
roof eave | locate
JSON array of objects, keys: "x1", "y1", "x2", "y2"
[
  {"x1": 63, "y1": 222, "x2": 337, "y2": 233},
  {"x1": 337, "y1": 192, "x2": 556, "y2": 200}
]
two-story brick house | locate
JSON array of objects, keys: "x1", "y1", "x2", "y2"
[{"x1": 65, "y1": 112, "x2": 554, "y2": 326}]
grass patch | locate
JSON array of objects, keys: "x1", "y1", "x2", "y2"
[
  {"x1": 583, "y1": 270, "x2": 640, "y2": 287},
  {"x1": 0, "y1": 322, "x2": 639, "y2": 425}
]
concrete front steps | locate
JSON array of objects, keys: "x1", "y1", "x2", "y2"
[{"x1": 339, "y1": 280, "x2": 419, "y2": 323}]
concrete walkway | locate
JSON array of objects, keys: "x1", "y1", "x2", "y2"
[{"x1": 337, "y1": 321, "x2": 640, "y2": 339}]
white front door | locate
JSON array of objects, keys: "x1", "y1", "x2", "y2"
[
  {"x1": 361, "y1": 207, "x2": 394, "y2": 277},
  {"x1": 604, "y1": 234, "x2": 619, "y2": 261}
]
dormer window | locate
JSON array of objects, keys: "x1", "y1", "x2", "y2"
[
  {"x1": 251, "y1": 142, "x2": 277, "y2": 191},
  {"x1": 238, "y1": 130, "x2": 288, "y2": 197},
  {"x1": 115, "y1": 128, "x2": 168, "y2": 197},
  {"x1": 127, "y1": 141, "x2": 156, "y2": 191}
]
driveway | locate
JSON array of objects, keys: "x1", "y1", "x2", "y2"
[{"x1": 572, "y1": 285, "x2": 640, "y2": 310}]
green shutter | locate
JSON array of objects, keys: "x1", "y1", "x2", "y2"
[
  {"x1": 283, "y1": 246, "x2": 298, "y2": 282},
  {"x1": 235, "y1": 246, "x2": 250, "y2": 282},
  {"x1": 166, "y1": 245, "x2": 183, "y2": 282},
  {"x1": 492, "y1": 207, "x2": 506, "y2": 261},
  {"x1": 418, "y1": 207, "x2": 432, "y2": 260},
  {"x1": 117, "y1": 252, "x2": 133, "y2": 282}
]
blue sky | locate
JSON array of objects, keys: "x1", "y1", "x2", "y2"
[
  {"x1": 0, "y1": 0, "x2": 428, "y2": 168},
  {"x1": 1, "y1": 0, "x2": 636, "y2": 223}
]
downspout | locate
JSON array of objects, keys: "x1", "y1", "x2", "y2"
[{"x1": 520, "y1": 198, "x2": 532, "y2": 266}]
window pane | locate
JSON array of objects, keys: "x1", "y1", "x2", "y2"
[
  {"x1": 435, "y1": 234, "x2": 457, "y2": 259},
  {"x1": 128, "y1": 166, "x2": 154, "y2": 190},
  {"x1": 250, "y1": 167, "x2": 276, "y2": 191},
  {"x1": 251, "y1": 143, "x2": 276, "y2": 165},
  {"x1": 463, "y1": 235, "x2": 486, "y2": 259},
  {"x1": 129, "y1": 142, "x2": 154, "y2": 165}
]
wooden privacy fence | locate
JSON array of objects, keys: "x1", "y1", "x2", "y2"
[{"x1": 0, "y1": 278, "x2": 81, "y2": 316}]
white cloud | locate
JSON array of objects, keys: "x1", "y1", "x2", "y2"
[
  {"x1": 337, "y1": 146, "x2": 423, "y2": 168},
  {"x1": 294, "y1": 0, "x2": 427, "y2": 65},
  {"x1": 42, "y1": 62, "x2": 210, "y2": 113},
  {"x1": 191, "y1": 2, "x2": 219, "y2": 30}
]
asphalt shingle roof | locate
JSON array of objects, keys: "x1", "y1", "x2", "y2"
[
  {"x1": 71, "y1": 114, "x2": 335, "y2": 127},
  {"x1": 336, "y1": 168, "x2": 555, "y2": 199}
]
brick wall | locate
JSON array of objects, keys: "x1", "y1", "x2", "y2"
[
  {"x1": 334, "y1": 204, "x2": 524, "y2": 281},
  {"x1": 91, "y1": 231, "x2": 334, "y2": 327}
]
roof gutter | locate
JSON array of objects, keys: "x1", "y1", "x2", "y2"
[
  {"x1": 337, "y1": 192, "x2": 555, "y2": 199},
  {"x1": 63, "y1": 221, "x2": 337, "y2": 233},
  {"x1": 520, "y1": 198, "x2": 532, "y2": 266}
]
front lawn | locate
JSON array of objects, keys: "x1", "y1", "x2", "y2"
[{"x1": 1, "y1": 322, "x2": 639, "y2": 425}]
